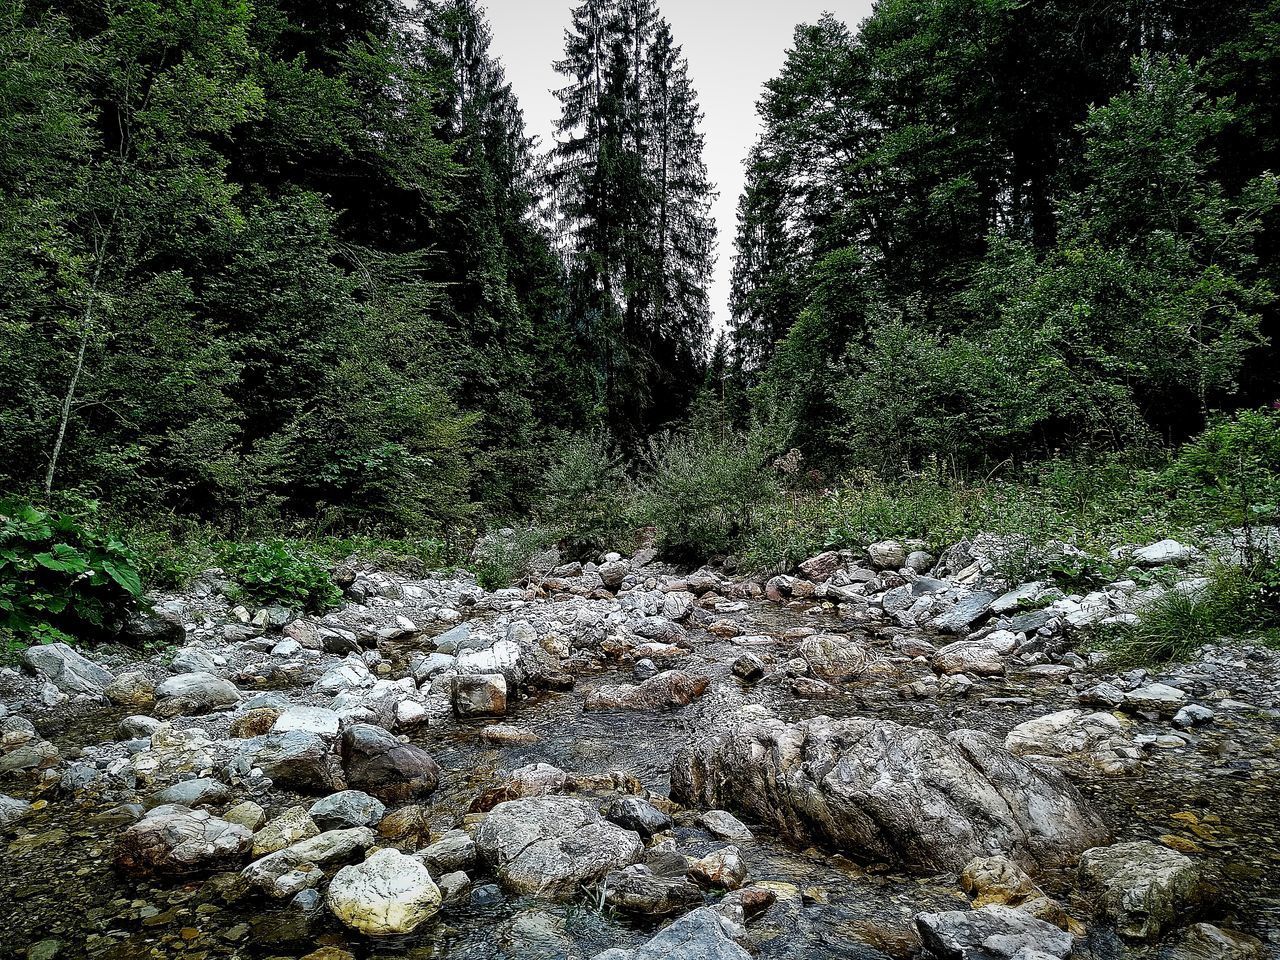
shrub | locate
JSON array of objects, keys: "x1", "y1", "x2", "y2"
[
  {"x1": 535, "y1": 431, "x2": 632, "y2": 554},
  {"x1": 222, "y1": 540, "x2": 342, "y2": 613},
  {"x1": 471, "y1": 526, "x2": 555, "y2": 591},
  {"x1": 0, "y1": 500, "x2": 143, "y2": 646},
  {"x1": 636, "y1": 426, "x2": 779, "y2": 563}
]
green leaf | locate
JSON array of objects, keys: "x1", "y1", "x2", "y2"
[{"x1": 101, "y1": 560, "x2": 144, "y2": 598}]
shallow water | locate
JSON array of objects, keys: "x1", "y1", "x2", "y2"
[{"x1": 3, "y1": 600, "x2": 1279, "y2": 959}]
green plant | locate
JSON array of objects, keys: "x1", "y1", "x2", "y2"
[
  {"x1": 0, "y1": 499, "x2": 143, "y2": 646},
  {"x1": 535, "y1": 431, "x2": 632, "y2": 554},
  {"x1": 471, "y1": 526, "x2": 555, "y2": 591},
  {"x1": 222, "y1": 540, "x2": 341, "y2": 614}
]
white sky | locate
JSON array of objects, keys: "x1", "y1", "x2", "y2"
[{"x1": 484, "y1": 1, "x2": 875, "y2": 332}]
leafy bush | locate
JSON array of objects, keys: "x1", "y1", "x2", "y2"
[
  {"x1": 535, "y1": 431, "x2": 632, "y2": 554},
  {"x1": 471, "y1": 526, "x2": 555, "y2": 591},
  {"x1": 222, "y1": 540, "x2": 341, "y2": 614},
  {"x1": 0, "y1": 500, "x2": 143, "y2": 646},
  {"x1": 636, "y1": 426, "x2": 779, "y2": 563}
]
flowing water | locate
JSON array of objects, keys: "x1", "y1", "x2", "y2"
[{"x1": 2, "y1": 598, "x2": 1279, "y2": 959}]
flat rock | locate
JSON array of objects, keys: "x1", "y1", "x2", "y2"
[
  {"x1": 1077, "y1": 841, "x2": 1212, "y2": 941},
  {"x1": 154, "y1": 672, "x2": 241, "y2": 717},
  {"x1": 20, "y1": 644, "x2": 113, "y2": 696},
  {"x1": 915, "y1": 904, "x2": 1072, "y2": 959}
]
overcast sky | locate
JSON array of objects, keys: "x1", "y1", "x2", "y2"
[{"x1": 485, "y1": 1, "x2": 874, "y2": 332}]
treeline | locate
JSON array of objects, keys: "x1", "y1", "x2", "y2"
[
  {"x1": 0, "y1": 0, "x2": 716, "y2": 534},
  {"x1": 728, "y1": 0, "x2": 1280, "y2": 474}
]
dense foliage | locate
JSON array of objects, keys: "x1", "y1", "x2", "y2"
[{"x1": 729, "y1": 2, "x2": 1280, "y2": 471}]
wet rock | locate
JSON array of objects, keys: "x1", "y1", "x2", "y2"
[
  {"x1": 327, "y1": 847, "x2": 441, "y2": 936},
  {"x1": 584, "y1": 671, "x2": 709, "y2": 712},
  {"x1": 932, "y1": 640, "x2": 1005, "y2": 677},
  {"x1": 245, "y1": 731, "x2": 342, "y2": 792},
  {"x1": 475, "y1": 795, "x2": 644, "y2": 895},
  {"x1": 1124, "y1": 683, "x2": 1188, "y2": 715},
  {"x1": 1173, "y1": 704, "x2": 1214, "y2": 728},
  {"x1": 223, "y1": 801, "x2": 266, "y2": 832},
  {"x1": 672, "y1": 712, "x2": 1108, "y2": 875},
  {"x1": 798, "y1": 551, "x2": 841, "y2": 582},
  {"x1": 1005, "y1": 710, "x2": 1139, "y2": 776},
  {"x1": 701, "y1": 810, "x2": 753, "y2": 842},
  {"x1": 148, "y1": 777, "x2": 230, "y2": 809},
  {"x1": 452, "y1": 674, "x2": 508, "y2": 718},
  {"x1": 1161, "y1": 922, "x2": 1265, "y2": 960},
  {"x1": 798, "y1": 634, "x2": 870, "y2": 682},
  {"x1": 420, "y1": 830, "x2": 476, "y2": 873},
  {"x1": 480, "y1": 724, "x2": 540, "y2": 745},
  {"x1": 1077, "y1": 683, "x2": 1126, "y2": 710},
  {"x1": 932, "y1": 592, "x2": 997, "y2": 634},
  {"x1": 789, "y1": 677, "x2": 840, "y2": 699},
  {"x1": 605, "y1": 796, "x2": 673, "y2": 839},
  {"x1": 241, "y1": 827, "x2": 375, "y2": 898},
  {"x1": 688, "y1": 846, "x2": 747, "y2": 890},
  {"x1": 960, "y1": 856, "x2": 1040, "y2": 908},
  {"x1": 592, "y1": 906, "x2": 751, "y2": 960},
  {"x1": 604, "y1": 865, "x2": 704, "y2": 916},
  {"x1": 20, "y1": 643, "x2": 112, "y2": 696},
  {"x1": 1077, "y1": 841, "x2": 1212, "y2": 941},
  {"x1": 172, "y1": 648, "x2": 219, "y2": 674},
  {"x1": 0, "y1": 739, "x2": 58, "y2": 774},
  {"x1": 104, "y1": 671, "x2": 156, "y2": 708},
  {"x1": 154, "y1": 672, "x2": 241, "y2": 717},
  {"x1": 0, "y1": 794, "x2": 33, "y2": 828},
  {"x1": 340, "y1": 723, "x2": 440, "y2": 802},
  {"x1": 115, "y1": 808, "x2": 252, "y2": 877},
  {"x1": 731, "y1": 653, "x2": 765, "y2": 682},
  {"x1": 915, "y1": 904, "x2": 1072, "y2": 959},
  {"x1": 252, "y1": 805, "x2": 319, "y2": 856},
  {"x1": 0, "y1": 715, "x2": 35, "y2": 751},
  {"x1": 438, "y1": 869, "x2": 471, "y2": 901},
  {"x1": 309, "y1": 790, "x2": 386, "y2": 830}
]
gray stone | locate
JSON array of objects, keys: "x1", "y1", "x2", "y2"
[
  {"x1": 584, "y1": 671, "x2": 708, "y2": 712},
  {"x1": 604, "y1": 796, "x2": 673, "y2": 840},
  {"x1": 476, "y1": 795, "x2": 644, "y2": 895},
  {"x1": 272, "y1": 706, "x2": 340, "y2": 737},
  {"x1": 1124, "y1": 683, "x2": 1188, "y2": 715},
  {"x1": 1160, "y1": 923, "x2": 1265, "y2": 960},
  {"x1": 1078, "y1": 841, "x2": 1212, "y2": 941},
  {"x1": 244, "y1": 731, "x2": 342, "y2": 792},
  {"x1": 0, "y1": 794, "x2": 33, "y2": 828},
  {"x1": 148, "y1": 777, "x2": 230, "y2": 809},
  {"x1": 867, "y1": 541, "x2": 907, "y2": 570},
  {"x1": 115, "y1": 808, "x2": 252, "y2": 877},
  {"x1": 327, "y1": 847, "x2": 441, "y2": 936},
  {"x1": 154, "y1": 672, "x2": 241, "y2": 716},
  {"x1": 340, "y1": 723, "x2": 440, "y2": 802},
  {"x1": 603, "y1": 865, "x2": 704, "y2": 916},
  {"x1": 241, "y1": 827, "x2": 375, "y2": 898},
  {"x1": 421, "y1": 830, "x2": 477, "y2": 874},
  {"x1": 309, "y1": 790, "x2": 386, "y2": 830},
  {"x1": 700, "y1": 810, "x2": 753, "y2": 842},
  {"x1": 932, "y1": 592, "x2": 997, "y2": 634},
  {"x1": 915, "y1": 904, "x2": 1072, "y2": 959},
  {"x1": 20, "y1": 643, "x2": 112, "y2": 695},
  {"x1": 798, "y1": 634, "x2": 870, "y2": 682},
  {"x1": 452, "y1": 673, "x2": 508, "y2": 717},
  {"x1": 1133, "y1": 540, "x2": 1197, "y2": 566},
  {"x1": 591, "y1": 907, "x2": 750, "y2": 960}
]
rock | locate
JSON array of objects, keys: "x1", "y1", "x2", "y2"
[
  {"x1": 731, "y1": 654, "x2": 764, "y2": 682},
  {"x1": 591, "y1": 907, "x2": 751, "y2": 960},
  {"x1": 340, "y1": 724, "x2": 440, "y2": 803},
  {"x1": 1124, "y1": 683, "x2": 1188, "y2": 715},
  {"x1": 154, "y1": 672, "x2": 241, "y2": 717},
  {"x1": 309, "y1": 790, "x2": 386, "y2": 830},
  {"x1": 148, "y1": 777, "x2": 230, "y2": 809},
  {"x1": 0, "y1": 715, "x2": 35, "y2": 751},
  {"x1": 960, "y1": 856, "x2": 1040, "y2": 908},
  {"x1": 273, "y1": 706, "x2": 340, "y2": 737},
  {"x1": 223, "y1": 801, "x2": 267, "y2": 832},
  {"x1": 438, "y1": 870, "x2": 471, "y2": 901},
  {"x1": 452, "y1": 674, "x2": 508, "y2": 718},
  {"x1": 0, "y1": 794, "x2": 33, "y2": 828},
  {"x1": 326, "y1": 847, "x2": 441, "y2": 936},
  {"x1": 172, "y1": 648, "x2": 219, "y2": 674},
  {"x1": 584, "y1": 671, "x2": 709, "y2": 712},
  {"x1": 604, "y1": 796, "x2": 673, "y2": 839},
  {"x1": 798, "y1": 551, "x2": 841, "y2": 582},
  {"x1": 246, "y1": 731, "x2": 342, "y2": 792},
  {"x1": 688, "y1": 846, "x2": 747, "y2": 890},
  {"x1": 932, "y1": 640, "x2": 1005, "y2": 677},
  {"x1": 672, "y1": 712, "x2": 1108, "y2": 875},
  {"x1": 932, "y1": 592, "x2": 997, "y2": 634},
  {"x1": 20, "y1": 643, "x2": 112, "y2": 696},
  {"x1": 868, "y1": 541, "x2": 907, "y2": 570},
  {"x1": 104, "y1": 671, "x2": 156, "y2": 708},
  {"x1": 915, "y1": 904, "x2": 1072, "y2": 959},
  {"x1": 241, "y1": 827, "x2": 375, "y2": 898},
  {"x1": 905, "y1": 550, "x2": 937, "y2": 573},
  {"x1": 1133, "y1": 540, "x2": 1197, "y2": 566},
  {"x1": 120, "y1": 610, "x2": 185, "y2": 647},
  {"x1": 420, "y1": 831, "x2": 477, "y2": 874},
  {"x1": 0, "y1": 739, "x2": 58, "y2": 773},
  {"x1": 252, "y1": 805, "x2": 319, "y2": 856},
  {"x1": 1078, "y1": 683, "x2": 1126, "y2": 710},
  {"x1": 797, "y1": 634, "x2": 869, "y2": 682},
  {"x1": 599, "y1": 561, "x2": 629, "y2": 590},
  {"x1": 475, "y1": 795, "x2": 644, "y2": 895},
  {"x1": 115, "y1": 808, "x2": 252, "y2": 877},
  {"x1": 603, "y1": 865, "x2": 704, "y2": 916},
  {"x1": 230, "y1": 708, "x2": 281, "y2": 739},
  {"x1": 662, "y1": 592, "x2": 696, "y2": 621},
  {"x1": 1077, "y1": 841, "x2": 1212, "y2": 941},
  {"x1": 1162, "y1": 923, "x2": 1265, "y2": 960},
  {"x1": 701, "y1": 810, "x2": 753, "y2": 842},
  {"x1": 1173, "y1": 704, "x2": 1214, "y2": 728},
  {"x1": 1005, "y1": 710, "x2": 1138, "y2": 776}
]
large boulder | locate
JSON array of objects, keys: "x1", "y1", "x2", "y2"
[
  {"x1": 326, "y1": 847, "x2": 441, "y2": 936},
  {"x1": 1077, "y1": 841, "x2": 1212, "y2": 941},
  {"x1": 20, "y1": 643, "x2": 112, "y2": 696},
  {"x1": 1005, "y1": 710, "x2": 1139, "y2": 777},
  {"x1": 475, "y1": 795, "x2": 644, "y2": 895},
  {"x1": 340, "y1": 724, "x2": 440, "y2": 803},
  {"x1": 1161, "y1": 923, "x2": 1266, "y2": 960},
  {"x1": 671, "y1": 712, "x2": 1108, "y2": 875},
  {"x1": 797, "y1": 634, "x2": 870, "y2": 682},
  {"x1": 915, "y1": 904, "x2": 1072, "y2": 959},
  {"x1": 584, "y1": 671, "x2": 708, "y2": 712},
  {"x1": 244, "y1": 731, "x2": 343, "y2": 792},
  {"x1": 115, "y1": 807, "x2": 252, "y2": 877},
  {"x1": 154, "y1": 672, "x2": 241, "y2": 717},
  {"x1": 592, "y1": 907, "x2": 751, "y2": 960}
]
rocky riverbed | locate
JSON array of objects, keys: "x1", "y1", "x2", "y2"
[{"x1": 1, "y1": 535, "x2": 1278, "y2": 959}]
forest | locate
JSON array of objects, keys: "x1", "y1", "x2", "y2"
[{"x1": 0, "y1": 0, "x2": 1278, "y2": 630}]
